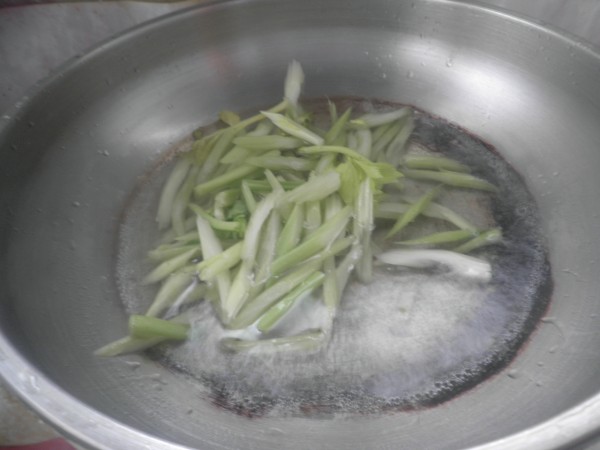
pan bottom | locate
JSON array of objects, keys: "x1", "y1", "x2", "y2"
[{"x1": 116, "y1": 98, "x2": 551, "y2": 417}]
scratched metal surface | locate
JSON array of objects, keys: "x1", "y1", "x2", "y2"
[{"x1": 0, "y1": 0, "x2": 599, "y2": 447}]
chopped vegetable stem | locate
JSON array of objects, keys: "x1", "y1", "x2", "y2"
[
  {"x1": 398, "y1": 229, "x2": 477, "y2": 246},
  {"x1": 453, "y1": 228, "x2": 502, "y2": 253},
  {"x1": 194, "y1": 165, "x2": 260, "y2": 199},
  {"x1": 280, "y1": 171, "x2": 341, "y2": 205},
  {"x1": 270, "y1": 206, "x2": 351, "y2": 276},
  {"x1": 385, "y1": 186, "x2": 442, "y2": 238},
  {"x1": 355, "y1": 107, "x2": 410, "y2": 128},
  {"x1": 142, "y1": 247, "x2": 199, "y2": 285},
  {"x1": 220, "y1": 329, "x2": 324, "y2": 353},
  {"x1": 262, "y1": 111, "x2": 324, "y2": 145},
  {"x1": 230, "y1": 260, "x2": 321, "y2": 328},
  {"x1": 276, "y1": 203, "x2": 304, "y2": 257},
  {"x1": 189, "y1": 204, "x2": 243, "y2": 233},
  {"x1": 403, "y1": 154, "x2": 471, "y2": 173},
  {"x1": 257, "y1": 271, "x2": 325, "y2": 332},
  {"x1": 197, "y1": 241, "x2": 243, "y2": 281},
  {"x1": 403, "y1": 168, "x2": 497, "y2": 192},
  {"x1": 325, "y1": 107, "x2": 352, "y2": 144},
  {"x1": 241, "y1": 180, "x2": 257, "y2": 213},
  {"x1": 146, "y1": 270, "x2": 196, "y2": 317},
  {"x1": 156, "y1": 158, "x2": 191, "y2": 230},
  {"x1": 129, "y1": 315, "x2": 189, "y2": 340}
]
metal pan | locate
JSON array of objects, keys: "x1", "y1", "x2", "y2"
[{"x1": 1, "y1": 0, "x2": 600, "y2": 448}]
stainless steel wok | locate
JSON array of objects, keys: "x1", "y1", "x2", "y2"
[{"x1": 2, "y1": 0, "x2": 600, "y2": 448}]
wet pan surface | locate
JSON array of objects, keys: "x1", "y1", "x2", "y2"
[{"x1": 1, "y1": 1, "x2": 600, "y2": 449}]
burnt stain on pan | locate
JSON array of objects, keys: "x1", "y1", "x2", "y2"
[{"x1": 117, "y1": 97, "x2": 553, "y2": 419}]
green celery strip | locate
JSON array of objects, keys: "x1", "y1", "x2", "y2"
[
  {"x1": 354, "y1": 178, "x2": 374, "y2": 283},
  {"x1": 173, "y1": 231, "x2": 199, "y2": 243},
  {"x1": 322, "y1": 257, "x2": 339, "y2": 312},
  {"x1": 164, "y1": 282, "x2": 206, "y2": 318},
  {"x1": 371, "y1": 121, "x2": 402, "y2": 160},
  {"x1": 328, "y1": 100, "x2": 338, "y2": 123},
  {"x1": 403, "y1": 154, "x2": 471, "y2": 173},
  {"x1": 314, "y1": 153, "x2": 336, "y2": 174},
  {"x1": 219, "y1": 110, "x2": 240, "y2": 126},
  {"x1": 146, "y1": 270, "x2": 196, "y2": 317},
  {"x1": 194, "y1": 165, "x2": 260, "y2": 199},
  {"x1": 299, "y1": 145, "x2": 371, "y2": 164},
  {"x1": 262, "y1": 111, "x2": 324, "y2": 145},
  {"x1": 247, "y1": 155, "x2": 316, "y2": 172},
  {"x1": 275, "y1": 203, "x2": 304, "y2": 257},
  {"x1": 195, "y1": 214, "x2": 231, "y2": 304},
  {"x1": 257, "y1": 271, "x2": 325, "y2": 332},
  {"x1": 197, "y1": 241, "x2": 243, "y2": 281},
  {"x1": 223, "y1": 261, "x2": 252, "y2": 322},
  {"x1": 355, "y1": 128, "x2": 372, "y2": 158},
  {"x1": 309, "y1": 236, "x2": 354, "y2": 265},
  {"x1": 353, "y1": 107, "x2": 410, "y2": 128},
  {"x1": 346, "y1": 131, "x2": 358, "y2": 150},
  {"x1": 280, "y1": 171, "x2": 341, "y2": 205},
  {"x1": 251, "y1": 235, "x2": 350, "y2": 310},
  {"x1": 156, "y1": 158, "x2": 191, "y2": 230},
  {"x1": 284, "y1": 60, "x2": 304, "y2": 109},
  {"x1": 398, "y1": 229, "x2": 476, "y2": 246},
  {"x1": 142, "y1": 247, "x2": 199, "y2": 285},
  {"x1": 325, "y1": 107, "x2": 352, "y2": 144},
  {"x1": 264, "y1": 170, "x2": 290, "y2": 220},
  {"x1": 191, "y1": 135, "x2": 215, "y2": 167},
  {"x1": 336, "y1": 243, "x2": 362, "y2": 291},
  {"x1": 386, "y1": 116, "x2": 414, "y2": 166},
  {"x1": 241, "y1": 180, "x2": 257, "y2": 213},
  {"x1": 95, "y1": 336, "x2": 164, "y2": 357},
  {"x1": 333, "y1": 127, "x2": 349, "y2": 147},
  {"x1": 159, "y1": 217, "x2": 196, "y2": 244},
  {"x1": 229, "y1": 261, "x2": 321, "y2": 329},
  {"x1": 244, "y1": 179, "x2": 303, "y2": 192},
  {"x1": 220, "y1": 123, "x2": 274, "y2": 165},
  {"x1": 129, "y1": 315, "x2": 189, "y2": 340},
  {"x1": 270, "y1": 206, "x2": 352, "y2": 276},
  {"x1": 252, "y1": 210, "x2": 282, "y2": 289},
  {"x1": 324, "y1": 193, "x2": 343, "y2": 220},
  {"x1": 220, "y1": 329, "x2": 324, "y2": 353},
  {"x1": 189, "y1": 204, "x2": 243, "y2": 233},
  {"x1": 223, "y1": 194, "x2": 279, "y2": 320},
  {"x1": 233, "y1": 135, "x2": 303, "y2": 150},
  {"x1": 197, "y1": 128, "x2": 238, "y2": 182},
  {"x1": 242, "y1": 193, "x2": 279, "y2": 262},
  {"x1": 375, "y1": 201, "x2": 477, "y2": 233},
  {"x1": 386, "y1": 186, "x2": 441, "y2": 238},
  {"x1": 371, "y1": 121, "x2": 394, "y2": 142},
  {"x1": 426, "y1": 203, "x2": 478, "y2": 233},
  {"x1": 147, "y1": 244, "x2": 197, "y2": 263},
  {"x1": 225, "y1": 100, "x2": 287, "y2": 132},
  {"x1": 403, "y1": 168, "x2": 497, "y2": 192},
  {"x1": 171, "y1": 166, "x2": 198, "y2": 235},
  {"x1": 453, "y1": 228, "x2": 502, "y2": 253},
  {"x1": 304, "y1": 200, "x2": 322, "y2": 236},
  {"x1": 213, "y1": 188, "x2": 240, "y2": 219}
]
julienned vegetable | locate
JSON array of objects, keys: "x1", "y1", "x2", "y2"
[{"x1": 95, "y1": 61, "x2": 502, "y2": 357}]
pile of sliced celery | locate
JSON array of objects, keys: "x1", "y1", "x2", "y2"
[{"x1": 96, "y1": 62, "x2": 502, "y2": 357}]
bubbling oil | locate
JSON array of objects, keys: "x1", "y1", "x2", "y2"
[{"x1": 116, "y1": 98, "x2": 552, "y2": 417}]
